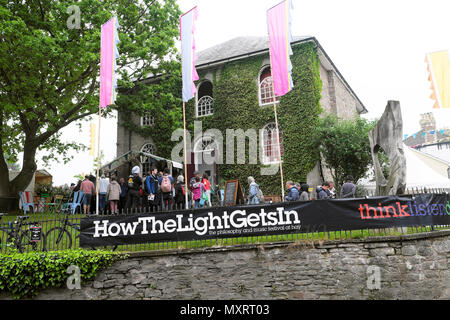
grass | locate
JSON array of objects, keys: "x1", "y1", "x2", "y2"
[{"x1": 0, "y1": 211, "x2": 449, "y2": 253}]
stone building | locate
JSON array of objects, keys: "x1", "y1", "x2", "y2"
[{"x1": 115, "y1": 36, "x2": 367, "y2": 195}]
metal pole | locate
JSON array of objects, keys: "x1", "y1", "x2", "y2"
[
  {"x1": 182, "y1": 101, "x2": 189, "y2": 209},
  {"x1": 96, "y1": 107, "x2": 102, "y2": 215},
  {"x1": 271, "y1": 82, "x2": 285, "y2": 201}
]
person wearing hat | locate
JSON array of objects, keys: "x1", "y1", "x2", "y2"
[{"x1": 126, "y1": 166, "x2": 142, "y2": 211}]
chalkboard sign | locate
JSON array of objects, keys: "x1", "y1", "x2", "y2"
[
  {"x1": 223, "y1": 180, "x2": 245, "y2": 206},
  {"x1": 30, "y1": 225, "x2": 41, "y2": 242}
]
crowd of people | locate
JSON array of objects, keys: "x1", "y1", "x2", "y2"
[
  {"x1": 245, "y1": 175, "x2": 357, "y2": 204},
  {"x1": 70, "y1": 168, "x2": 357, "y2": 214},
  {"x1": 70, "y1": 166, "x2": 215, "y2": 214}
]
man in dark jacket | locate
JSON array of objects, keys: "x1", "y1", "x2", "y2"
[
  {"x1": 317, "y1": 182, "x2": 331, "y2": 200},
  {"x1": 118, "y1": 177, "x2": 128, "y2": 214},
  {"x1": 341, "y1": 176, "x2": 356, "y2": 198},
  {"x1": 144, "y1": 167, "x2": 158, "y2": 212},
  {"x1": 285, "y1": 180, "x2": 300, "y2": 202}
]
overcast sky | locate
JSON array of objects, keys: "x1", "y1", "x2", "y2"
[{"x1": 42, "y1": 0, "x2": 450, "y2": 186}]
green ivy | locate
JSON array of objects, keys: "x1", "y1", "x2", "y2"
[
  {"x1": 117, "y1": 41, "x2": 322, "y2": 195},
  {"x1": 0, "y1": 249, "x2": 127, "y2": 299}
]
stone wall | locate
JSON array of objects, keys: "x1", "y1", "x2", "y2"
[{"x1": 7, "y1": 230, "x2": 449, "y2": 300}]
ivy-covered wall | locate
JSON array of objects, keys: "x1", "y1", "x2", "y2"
[
  {"x1": 115, "y1": 41, "x2": 323, "y2": 196},
  {"x1": 185, "y1": 41, "x2": 323, "y2": 195}
]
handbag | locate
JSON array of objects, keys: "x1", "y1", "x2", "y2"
[{"x1": 199, "y1": 186, "x2": 208, "y2": 206}]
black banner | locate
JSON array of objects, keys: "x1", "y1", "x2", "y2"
[{"x1": 80, "y1": 193, "x2": 450, "y2": 247}]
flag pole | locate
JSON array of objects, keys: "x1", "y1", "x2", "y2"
[
  {"x1": 96, "y1": 106, "x2": 102, "y2": 215},
  {"x1": 271, "y1": 90, "x2": 285, "y2": 201},
  {"x1": 182, "y1": 101, "x2": 189, "y2": 209}
]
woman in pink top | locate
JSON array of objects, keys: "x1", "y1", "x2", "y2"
[{"x1": 191, "y1": 176, "x2": 205, "y2": 209}]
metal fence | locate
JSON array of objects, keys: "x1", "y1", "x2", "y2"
[{"x1": 1, "y1": 190, "x2": 449, "y2": 254}]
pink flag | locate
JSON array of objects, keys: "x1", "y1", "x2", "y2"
[
  {"x1": 180, "y1": 7, "x2": 199, "y2": 102},
  {"x1": 267, "y1": 0, "x2": 294, "y2": 97},
  {"x1": 100, "y1": 16, "x2": 120, "y2": 109}
]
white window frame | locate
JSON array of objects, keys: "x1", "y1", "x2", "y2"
[
  {"x1": 140, "y1": 143, "x2": 156, "y2": 174},
  {"x1": 196, "y1": 80, "x2": 214, "y2": 117},
  {"x1": 140, "y1": 113, "x2": 155, "y2": 127},
  {"x1": 196, "y1": 95, "x2": 214, "y2": 117},
  {"x1": 258, "y1": 67, "x2": 280, "y2": 107},
  {"x1": 260, "y1": 123, "x2": 283, "y2": 165}
]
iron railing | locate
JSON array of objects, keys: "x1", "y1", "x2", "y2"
[{"x1": 1, "y1": 189, "x2": 449, "y2": 254}]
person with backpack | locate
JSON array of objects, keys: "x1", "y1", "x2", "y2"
[
  {"x1": 317, "y1": 182, "x2": 331, "y2": 200},
  {"x1": 158, "y1": 167, "x2": 174, "y2": 211},
  {"x1": 189, "y1": 170, "x2": 201, "y2": 209},
  {"x1": 174, "y1": 175, "x2": 186, "y2": 209},
  {"x1": 191, "y1": 176, "x2": 206, "y2": 209},
  {"x1": 285, "y1": 180, "x2": 299, "y2": 202},
  {"x1": 126, "y1": 166, "x2": 142, "y2": 212},
  {"x1": 247, "y1": 176, "x2": 260, "y2": 205}
]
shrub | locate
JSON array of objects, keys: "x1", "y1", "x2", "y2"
[{"x1": 0, "y1": 249, "x2": 127, "y2": 299}]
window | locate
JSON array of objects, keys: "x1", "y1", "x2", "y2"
[
  {"x1": 140, "y1": 113, "x2": 155, "y2": 127},
  {"x1": 259, "y1": 67, "x2": 279, "y2": 106},
  {"x1": 196, "y1": 81, "x2": 214, "y2": 117},
  {"x1": 140, "y1": 143, "x2": 156, "y2": 174},
  {"x1": 194, "y1": 136, "x2": 217, "y2": 157},
  {"x1": 261, "y1": 123, "x2": 283, "y2": 164}
]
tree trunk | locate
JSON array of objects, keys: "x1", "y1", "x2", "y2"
[
  {"x1": 9, "y1": 139, "x2": 38, "y2": 196},
  {"x1": 0, "y1": 148, "x2": 11, "y2": 197}
]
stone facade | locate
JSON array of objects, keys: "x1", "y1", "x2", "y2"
[{"x1": 9, "y1": 230, "x2": 449, "y2": 300}]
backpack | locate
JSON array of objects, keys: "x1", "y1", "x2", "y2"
[
  {"x1": 161, "y1": 175, "x2": 172, "y2": 193},
  {"x1": 257, "y1": 188, "x2": 265, "y2": 203},
  {"x1": 128, "y1": 176, "x2": 134, "y2": 188}
]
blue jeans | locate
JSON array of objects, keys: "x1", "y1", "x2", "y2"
[
  {"x1": 194, "y1": 199, "x2": 203, "y2": 209},
  {"x1": 99, "y1": 193, "x2": 107, "y2": 210}
]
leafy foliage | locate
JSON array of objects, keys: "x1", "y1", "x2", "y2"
[
  {"x1": 116, "y1": 72, "x2": 183, "y2": 159},
  {"x1": 317, "y1": 113, "x2": 377, "y2": 192},
  {"x1": 0, "y1": 0, "x2": 181, "y2": 196},
  {"x1": 0, "y1": 249, "x2": 127, "y2": 299}
]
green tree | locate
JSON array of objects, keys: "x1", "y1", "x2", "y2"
[
  {"x1": 0, "y1": 0, "x2": 181, "y2": 198},
  {"x1": 317, "y1": 114, "x2": 377, "y2": 194}
]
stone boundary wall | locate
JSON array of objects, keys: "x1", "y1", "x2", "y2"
[{"x1": 3, "y1": 230, "x2": 450, "y2": 300}]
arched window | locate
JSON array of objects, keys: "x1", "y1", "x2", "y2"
[
  {"x1": 259, "y1": 67, "x2": 279, "y2": 106},
  {"x1": 194, "y1": 136, "x2": 217, "y2": 158},
  {"x1": 140, "y1": 143, "x2": 156, "y2": 174},
  {"x1": 261, "y1": 123, "x2": 283, "y2": 164},
  {"x1": 196, "y1": 80, "x2": 214, "y2": 117}
]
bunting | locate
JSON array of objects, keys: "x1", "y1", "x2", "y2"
[
  {"x1": 180, "y1": 7, "x2": 199, "y2": 102},
  {"x1": 99, "y1": 16, "x2": 120, "y2": 109},
  {"x1": 267, "y1": 0, "x2": 294, "y2": 97},
  {"x1": 425, "y1": 50, "x2": 450, "y2": 108}
]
